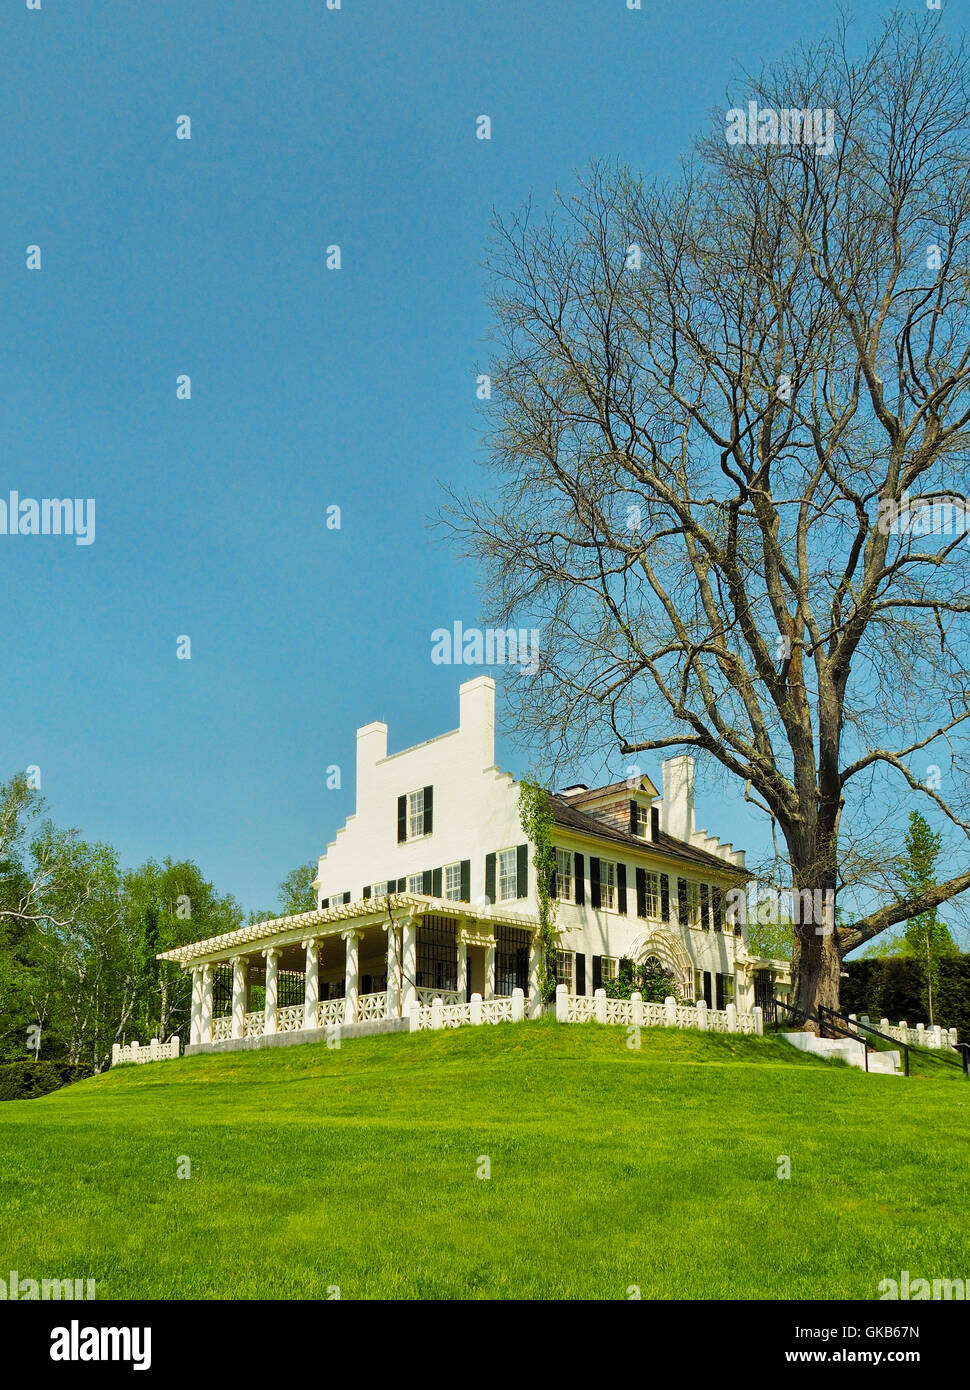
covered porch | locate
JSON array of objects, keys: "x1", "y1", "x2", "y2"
[{"x1": 157, "y1": 893, "x2": 543, "y2": 1051}]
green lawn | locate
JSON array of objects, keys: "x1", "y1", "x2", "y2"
[{"x1": 1, "y1": 1018, "x2": 967, "y2": 1300}]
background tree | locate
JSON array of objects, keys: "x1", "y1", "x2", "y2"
[
  {"x1": 447, "y1": 13, "x2": 970, "y2": 1022},
  {"x1": 899, "y1": 810, "x2": 958, "y2": 1023}
]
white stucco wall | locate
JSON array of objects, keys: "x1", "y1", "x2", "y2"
[{"x1": 313, "y1": 677, "x2": 748, "y2": 990}]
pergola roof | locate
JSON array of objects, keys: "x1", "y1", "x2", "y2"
[{"x1": 156, "y1": 892, "x2": 540, "y2": 968}]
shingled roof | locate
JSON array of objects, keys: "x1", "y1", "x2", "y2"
[{"x1": 548, "y1": 793, "x2": 747, "y2": 877}]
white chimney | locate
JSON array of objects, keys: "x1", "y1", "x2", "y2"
[
  {"x1": 459, "y1": 675, "x2": 495, "y2": 769},
  {"x1": 355, "y1": 720, "x2": 388, "y2": 811},
  {"x1": 660, "y1": 754, "x2": 694, "y2": 843}
]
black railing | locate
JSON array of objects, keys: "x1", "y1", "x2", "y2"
[{"x1": 769, "y1": 998, "x2": 911, "y2": 1077}]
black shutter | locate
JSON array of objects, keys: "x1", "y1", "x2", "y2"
[
  {"x1": 617, "y1": 863, "x2": 628, "y2": 914},
  {"x1": 460, "y1": 859, "x2": 471, "y2": 902},
  {"x1": 636, "y1": 866, "x2": 647, "y2": 918},
  {"x1": 590, "y1": 856, "x2": 601, "y2": 909},
  {"x1": 677, "y1": 877, "x2": 688, "y2": 925},
  {"x1": 431, "y1": 867, "x2": 442, "y2": 897},
  {"x1": 320, "y1": 897, "x2": 329, "y2": 909},
  {"x1": 574, "y1": 853, "x2": 585, "y2": 905},
  {"x1": 576, "y1": 954, "x2": 587, "y2": 996},
  {"x1": 397, "y1": 794, "x2": 407, "y2": 843},
  {"x1": 660, "y1": 873, "x2": 669, "y2": 921},
  {"x1": 423, "y1": 786, "x2": 433, "y2": 835},
  {"x1": 397, "y1": 877, "x2": 406, "y2": 892},
  {"x1": 619, "y1": 956, "x2": 633, "y2": 979},
  {"x1": 651, "y1": 806, "x2": 660, "y2": 840},
  {"x1": 715, "y1": 973, "x2": 725, "y2": 1010},
  {"x1": 713, "y1": 885, "x2": 722, "y2": 932},
  {"x1": 629, "y1": 799, "x2": 639, "y2": 835},
  {"x1": 700, "y1": 883, "x2": 710, "y2": 931},
  {"x1": 363, "y1": 885, "x2": 371, "y2": 900},
  {"x1": 516, "y1": 843, "x2": 528, "y2": 899},
  {"x1": 343, "y1": 891, "x2": 351, "y2": 904},
  {"x1": 703, "y1": 970, "x2": 713, "y2": 1008},
  {"x1": 485, "y1": 853, "x2": 496, "y2": 904},
  {"x1": 592, "y1": 956, "x2": 602, "y2": 991},
  {"x1": 422, "y1": 869, "x2": 433, "y2": 895}
]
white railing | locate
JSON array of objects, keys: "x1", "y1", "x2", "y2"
[
  {"x1": 416, "y1": 986, "x2": 462, "y2": 1006},
  {"x1": 245, "y1": 1012, "x2": 264, "y2": 1038},
  {"x1": 212, "y1": 1016, "x2": 232, "y2": 1042},
  {"x1": 277, "y1": 1005, "x2": 305, "y2": 1033},
  {"x1": 409, "y1": 990, "x2": 525, "y2": 1032},
  {"x1": 555, "y1": 987, "x2": 763, "y2": 1036},
  {"x1": 112, "y1": 1036, "x2": 180, "y2": 1066},
  {"x1": 357, "y1": 992, "x2": 387, "y2": 1022},
  {"x1": 864, "y1": 1017, "x2": 958, "y2": 1050},
  {"x1": 319, "y1": 998, "x2": 346, "y2": 1028}
]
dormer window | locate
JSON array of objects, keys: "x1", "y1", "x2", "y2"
[
  {"x1": 398, "y1": 785, "x2": 433, "y2": 842},
  {"x1": 635, "y1": 804, "x2": 650, "y2": 837}
]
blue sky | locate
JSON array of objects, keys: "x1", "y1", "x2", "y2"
[{"x1": 0, "y1": 0, "x2": 926, "y2": 915}]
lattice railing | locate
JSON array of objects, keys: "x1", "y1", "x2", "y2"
[
  {"x1": 112, "y1": 1037, "x2": 180, "y2": 1066},
  {"x1": 245, "y1": 1012, "x2": 264, "y2": 1038},
  {"x1": 441, "y1": 1002, "x2": 473, "y2": 1028},
  {"x1": 416, "y1": 986, "x2": 462, "y2": 1005},
  {"x1": 277, "y1": 1004, "x2": 305, "y2": 1033},
  {"x1": 319, "y1": 998, "x2": 345, "y2": 1028},
  {"x1": 357, "y1": 992, "x2": 387, "y2": 1022},
  {"x1": 558, "y1": 991, "x2": 761, "y2": 1036},
  {"x1": 480, "y1": 996, "x2": 514, "y2": 1025},
  {"x1": 211, "y1": 1016, "x2": 232, "y2": 1042}
]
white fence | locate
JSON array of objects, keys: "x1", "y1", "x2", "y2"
[
  {"x1": 409, "y1": 990, "x2": 526, "y2": 1031},
  {"x1": 408, "y1": 986, "x2": 763, "y2": 1037},
  {"x1": 556, "y1": 987, "x2": 763, "y2": 1035},
  {"x1": 111, "y1": 1037, "x2": 180, "y2": 1067},
  {"x1": 859, "y1": 1016, "x2": 959, "y2": 1050}
]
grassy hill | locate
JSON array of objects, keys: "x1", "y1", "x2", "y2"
[{"x1": 1, "y1": 1018, "x2": 967, "y2": 1300}]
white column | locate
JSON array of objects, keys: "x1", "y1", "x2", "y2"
[
  {"x1": 231, "y1": 956, "x2": 248, "y2": 1039},
  {"x1": 511, "y1": 987, "x2": 525, "y2": 1022},
  {"x1": 594, "y1": 987, "x2": 607, "y2": 1023},
  {"x1": 263, "y1": 948, "x2": 279, "y2": 1035},
  {"x1": 402, "y1": 914, "x2": 419, "y2": 1015},
  {"x1": 343, "y1": 930, "x2": 360, "y2": 1026},
  {"x1": 200, "y1": 966, "x2": 213, "y2": 1044},
  {"x1": 457, "y1": 937, "x2": 468, "y2": 1001},
  {"x1": 302, "y1": 938, "x2": 319, "y2": 1030},
  {"x1": 190, "y1": 967, "x2": 203, "y2": 1045},
  {"x1": 528, "y1": 938, "x2": 543, "y2": 1018},
  {"x1": 384, "y1": 920, "x2": 401, "y2": 1017},
  {"x1": 484, "y1": 941, "x2": 496, "y2": 1000},
  {"x1": 555, "y1": 983, "x2": 569, "y2": 1022}
]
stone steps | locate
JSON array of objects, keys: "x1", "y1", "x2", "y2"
[{"x1": 781, "y1": 1031, "x2": 902, "y2": 1075}]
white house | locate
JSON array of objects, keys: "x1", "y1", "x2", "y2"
[{"x1": 159, "y1": 677, "x2": 790, "y2": 1051}]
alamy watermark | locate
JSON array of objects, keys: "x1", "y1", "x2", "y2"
[
  {"x1": 430, "y1": 621, "x2": 539, "y2": 673},
  {"x1": 0, "y1": 492, "x2": 95, "y2": 545},
  {"x1": 877, "y1": 491, "x2": 970, "y2": 537},
  {"x1": 879, "y1": 1270, "x2": 967, "y2": 1300},
  {"x1": 725, "y1": 101, "x2": 836, "y2": 156},
  {"x1": 0, "y1": 1269, "x2": 95, "y2": 1300}
]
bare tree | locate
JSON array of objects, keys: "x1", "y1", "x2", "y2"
[{"x1": 446, "y1": 14, "x2": 970, "y2": 1020}]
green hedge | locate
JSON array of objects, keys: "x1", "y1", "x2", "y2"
[
  {"x1": 842, "y1": 955, "x2": 970, "y2": 1038},
  {"x1": 0, "y1": 1061, "x2": 95, "y2": 1102}
]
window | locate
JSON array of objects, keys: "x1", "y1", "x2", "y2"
[
  {"x1": 554, "y1": 949, "x2": 575, "y2": 992},
  {"x1": 720, "y1": 973, "x2": 735, "y2": 1006},
  {"x1": 686, "y1": 881, "x2": 701, "y2": 927},
  {"x1": 635, "y1": 805, "x2": 650, "y2": 837},
  {"x1": 416, "y1": 917, "x2": 458, "y2": 993},
  {"x1": 601, "y1": 956, "x2": 618, "y2": 983},
  {"x1": 644, "y1": 871, "x2": 659, "y2": 918},
  {"x1": 443, "y1": 862, "x2": 462, "y2": 901},
  {"x1": 372, "y1": 880, "x2": 390, "y2": 897},
  {"x1": 600, "y1": 859, "x2": 617, "y2": 910},
  {"x1": 407, "y1": 873, "x2": 425, "y2": 895},
  {"x1": 407, "y1": 788, "x2": 426, "y2": 840},
  {"x1": 497, "y1": 847, "x2": 518, "y2": 902},
  {"x1": 495, "y1": 924, "x2": 530, "y2": 995},
  {"x1": 555, "y1": 848, "x2": 573, "y2": 902}
]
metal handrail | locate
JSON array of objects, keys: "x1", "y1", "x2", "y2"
[{"x1": 819, "y1": 1005, "x2": 910, "y2": 1078}]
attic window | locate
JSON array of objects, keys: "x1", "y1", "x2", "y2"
[{"x1": 634, "y1": 804, "x2": 650, "y2": 837}]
